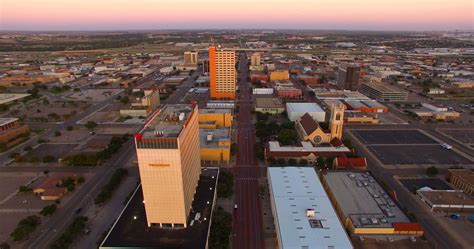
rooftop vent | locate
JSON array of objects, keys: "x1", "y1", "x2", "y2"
[{"x1": 306, "y1": 208, "x2": 315, "y2": 217}]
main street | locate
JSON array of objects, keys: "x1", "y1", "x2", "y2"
[{"x1": 233, "y1": 53, "x2": 265, "y2": 249}]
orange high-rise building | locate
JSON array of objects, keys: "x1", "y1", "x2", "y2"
[
  {"x1": 134, "y1": 104, "x2": 201, "y2": 228},
  {"x1": 209, "y1": 45, "x2": 236, "y2": 100}
]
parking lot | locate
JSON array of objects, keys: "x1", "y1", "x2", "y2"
[
  {"x1": 66, "y1": 89, "x2": 122, "y2": 102},
  {"x1": 439, "y1": 129, "x2": 474, "y2": 147},
  {"x1": 368, "y1": 144, "x2": 472, "y2": 165},
  {"x1": 352, "y1": 129, "x2": 437, "y2": 145}
]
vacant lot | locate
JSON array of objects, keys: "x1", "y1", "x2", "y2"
[
  {"x1": 24, "y1": 143, "x2": 78, "y2": 160},
  {"x1": 353, "y1": 129, "x2": 437, "y2": 145},
  {"x1": 66, "y1": 89, "x2": 122, "y2": 102},
  {"x1": 9, "y1": 101, "x2": 90, "y2": 122}
]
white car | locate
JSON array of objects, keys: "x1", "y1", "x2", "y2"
[{"x1": 441, "y1": 143, "x2": 452, "y2": 150}]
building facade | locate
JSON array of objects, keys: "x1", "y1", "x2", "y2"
[
  {"x1": 447, "y1": 169, "x2": 474, "y2": 196},
  {"x1": 0, "y1": 118, "x2": 30, "y2": 149},
  {"x1": 209, "y1": 46, "x2": 236, "y2": 100},
  {"x1": 184, "y1": 51, "x2": 198, "y2": 66},
  {"x1": 359, "y1": 82, "x2": 408, "y2": 102},
  {"x1": 135, "y1": 104, "x2": 201, "y2": 228},
  {"x1": 337, "y1": 65, "x2": 360, "y2": 91}
]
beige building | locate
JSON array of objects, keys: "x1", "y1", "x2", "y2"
[
  {"x1": 184, "y1": 51, "x2": 198, "y2": 66},
  {"x1": 209, "y1": 46, "x2": 237, "y2": 100},
  {"x1": 447, "y1": 169, "x2": 474, "y2": 196},
  {"x1": 120, "y1": 90, "x2": 160, "y2": 118},
  {"x1": 135, "y1": 104, "x2": 201, "y2": 228}
]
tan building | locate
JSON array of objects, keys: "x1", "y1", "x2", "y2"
[
  {"x1": 198, "y1": 109, "x2": 232, "y2": 129},
  {"x1": 447, "y1": 169, "x2": 474, "y2": 196},
  {"x1": 254, "y1": 97, "x2": 285, "y2": 115},
  {"x1": 135, "y1": 104, "x2": 201, "y2": 228},
  {"x1": 120, "y1": 90, "x2": 160, "y2": 118},
  {"x1": 269, "y1": 70, "x2": 289, "y2": 81},
  {"x1": 184, "y1": 51, "x2": 198, "y2": 66},
  {"x1": 209, "y1": 46, "x2": 236, "y2": 100},
  {"x1": 250, "y1": 53, "x2": 261, "y2": 66},
  {"x1": 0, "y1": 118, "x2": 30, "y2": 150}
]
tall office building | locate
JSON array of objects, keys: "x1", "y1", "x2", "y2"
[
  {"x1": 184, "y1": 51, "x2": 198, "y2": 66},
  {"x1": 337, "y1": 65, "x2": 360, "y2": 91},
  {"x1": 250, "y1": 52, "x2": 261, "y2": 66},
  {"x1": 209, "y1": 45, "x2": 236, "y2": 100},
  {"x1": 134, "y1": 104, "x2": 201, "y2": 228}
]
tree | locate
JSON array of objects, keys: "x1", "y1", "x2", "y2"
[
  {"x1": 277, "y1": 158, "x2": 286, "y2": 165},
  {"x1": 66, "y1": 126, "x2": 73, "y2": 131},
  {"x1": 208, "y1": 207, "x2": 232, "y2": 249},
  {"x1": 299, "y1": 159, "x2": 308, "y2": 166},
  {"x1": 42, "y1": 155, "x2": 55, "y2": 163},
  {"x1": 230, "y1": 143, "x2": 239, "y2": 154},
  {"x1": 288, "y1": 158, "x2": 297, "y2": 165},
  {"x1": 217, "y1": 171, "x2": 234, "y2": 199},
  {"x1": 40, "y1": 204, "x2": 57, "y2": 216},
  {"x1": 426, "y1": 166, "x2": 439, "y2": 176},
  {"x1": 42, "y1": 99, "x2": 49, "y2": 105},
  {"x1": 267, "y1": 157, "x2": 276, "y2": 165},
  {"x1": 23, "y1": 146, "x2": 33, "y2": 152},
  {"x1": 85, "y1": 121, "x2": 97, "y2": 131},
  {"x1": 120, "y1": 96, "x2": 129, "y2": 104},
  {"x1": 18, "y1": 185, "x2": 32, "y2": 193},
  {"x1": 54, "y1": 131, "x2": 61, "y2": 137},
  {"x1": 316, "y1": 157, "x2": 326, "y2": 169},
  {"x1": 10, "y1": 215, "x2": 41, "y2": 241},
  {"x1": 278, "y1": 129, "x2": 296, "y2": 145}
]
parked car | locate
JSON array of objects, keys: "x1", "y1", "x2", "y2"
[{"x1": 441, "y1": 143, "x2": 452, "y2": 150}]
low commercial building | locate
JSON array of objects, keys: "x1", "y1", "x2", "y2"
[
  {"x1": 408, "y1": 103, "x2": 460, "y2": 120},
  {"x1": 0, "y1": 118, "x2": 30, "y2": 150},
  {"x1": 275, "y1": 86, "x2": 302, "y2": 99},
  {"x1": 0, "y1": 93, "x2": 31, "y2": 105},
  {"x1": 265, "y1": 141, "x2": 350, "y2": 164},
  {"x1": 198, "y1": 109, "x2": 232, "y2": 129},
  {"x1": 119, "y1": 90, "x2": 160, "y2": 118},
  {"x1": 345, "y1": 100, "x2": 388, "y2": 113},
  {"x1": 332, "y1": 157, "x2": 368, "y2": 170},
  {"x1": 32, "y1": 173, "x2": 82, "y2": 201},
  {"x1": 268, "y1": 167, "x2": 353, "y2": 249},
  {"x1": 250, "y1": 72, "x2": 269, "y2": 82},
  {"x1": 322, "y1": 171, "x2": 423, "y2": 236},
  {"x1": 269, "y1": 70, "x2": 290, "y2": 81},
  {"x1": 447, "y1": 169, "x2": 474, "y2": 196},
  {"x1": 252, "y1": 88, "x2": 274, "y2": 95},
  {"x1": 344, "y1": 112, "x2": 379, "y2": 124},
  {"x1": 359, "y1": 82, "x2": 408, "y2": 102},
  {"x1": 286, "y1": 103, "x2": 326, "y2": 122},
  {"x1": 313, "y1": 89, "x2": 370, "y2": 101},
  {"x1": 255, "y1": 97, "x2": 285, "y2": 115},
  {"x1": 199, "y1": 128, "x2": 231, "y2": 164},
  {"x1": 416, "y1": 189, "x2": 474, "y2": 212}
]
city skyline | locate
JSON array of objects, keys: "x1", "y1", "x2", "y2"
[{"x1": 1, "y1": 0, "x2": 473, "y2": 31}]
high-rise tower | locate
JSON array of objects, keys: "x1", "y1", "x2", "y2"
[
  {"x1": 209, "y1": 45, "x2": 236, "y2": 100},
  {"x1": 134, "y1": 104, "x2": 201, "y2": 228}
]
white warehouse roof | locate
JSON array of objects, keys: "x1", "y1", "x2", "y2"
[
  {"x1": 286, "y1": 102, "x2": 326, "y2": 122},
  {"x1": 268, "y1": 167, "x2": 353, "y2": 249}
]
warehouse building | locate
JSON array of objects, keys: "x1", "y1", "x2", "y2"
[
  {"x1": 268, "y1": 167, "x2": 353, "y2": 249},
  {"x1": 255, "y1": 97, "x2": 285, "y2": 115},
  {"x1": 321, "y1": 171, "x2": 424, "y2": 236},
  {"x1": 416, "y1": 188, "x2": 474, "y2": 212},
  {"x1": 286, "y1": 103, "x2": 326, "y2": 122},
  {"x1": 447, "y1": 169, "x2": 474, "y2": 196},
  {"x1": 359, "y1": 82, "x2": 408, "y2": 102}
]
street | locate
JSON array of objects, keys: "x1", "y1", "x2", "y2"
[{"x1": 232, "y1": 53, "x2": 265, "y2": 249}]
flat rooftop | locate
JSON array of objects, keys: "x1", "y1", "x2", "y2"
[
  {"x1": 100, "y1": 168, "x2": 218, "y2": 249},
  {"x1": 362, "y1": 82, "x2": 406, "y2": 93},
  {"x1": 449, "y1": 169, "x2": 474, "y2": 185},
  {"x1": 323, "y1": 171, "x2": 409, "y2": 229},
  {"x1": 198, "y1": 108, "x2": 231, "y2": 114},
  {"x1": 0, "y1": 93, "x2": 31, "y2": 105},
  {"x1": 142, "y1": 104, "x2": 195, "y2": 138},
  {"x1": 286, "y1": 102, "x2": 324, "y2": 113},
  {"x1": 0, "y1": 117, "x2": 18, "y2": 126},
  {"x1": 417, "y1": 189, "x2": 474, "y2": 206},
  {"x1": 199, "y1": 128, "x2": 230, "y2": 149},
  {"x1": 268, "y1": 141, "x2": 351, "y2": 153},
  {"x1": 268, "y1": 167, "x2": 353, "y2": 249},
  {"x1": 255, "y1": 97, "x2": 284, "y2": 108}
]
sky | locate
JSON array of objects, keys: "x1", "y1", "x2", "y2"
[{"x1": 0, "y1": 0, "x2": 473, "y2": 31}]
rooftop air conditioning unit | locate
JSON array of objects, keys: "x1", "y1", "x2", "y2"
[{"x1": 306, "y1": 208, "x2": 315, "y2": 217}]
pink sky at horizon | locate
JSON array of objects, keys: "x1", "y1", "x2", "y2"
[{"x1": 1, "y1": 0, "x2": 473, "y2": 31}]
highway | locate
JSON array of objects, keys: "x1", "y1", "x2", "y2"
[{"x1": 232, "y1": 53, "x2": 265, "y2": 249}]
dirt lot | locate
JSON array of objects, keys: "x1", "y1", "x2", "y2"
[
  {"x1": 9, "y1": 100, "x2": 90, "y2": 122},
  {"x1": 81, "y1": 103, "x2": 125, "y2": 124},
  {"x1": 48, "y1": 127, "x2": 93, "y2": 144},
  {"x1": 23, "y1": 143, "x2": 79, "y2": 161}
]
